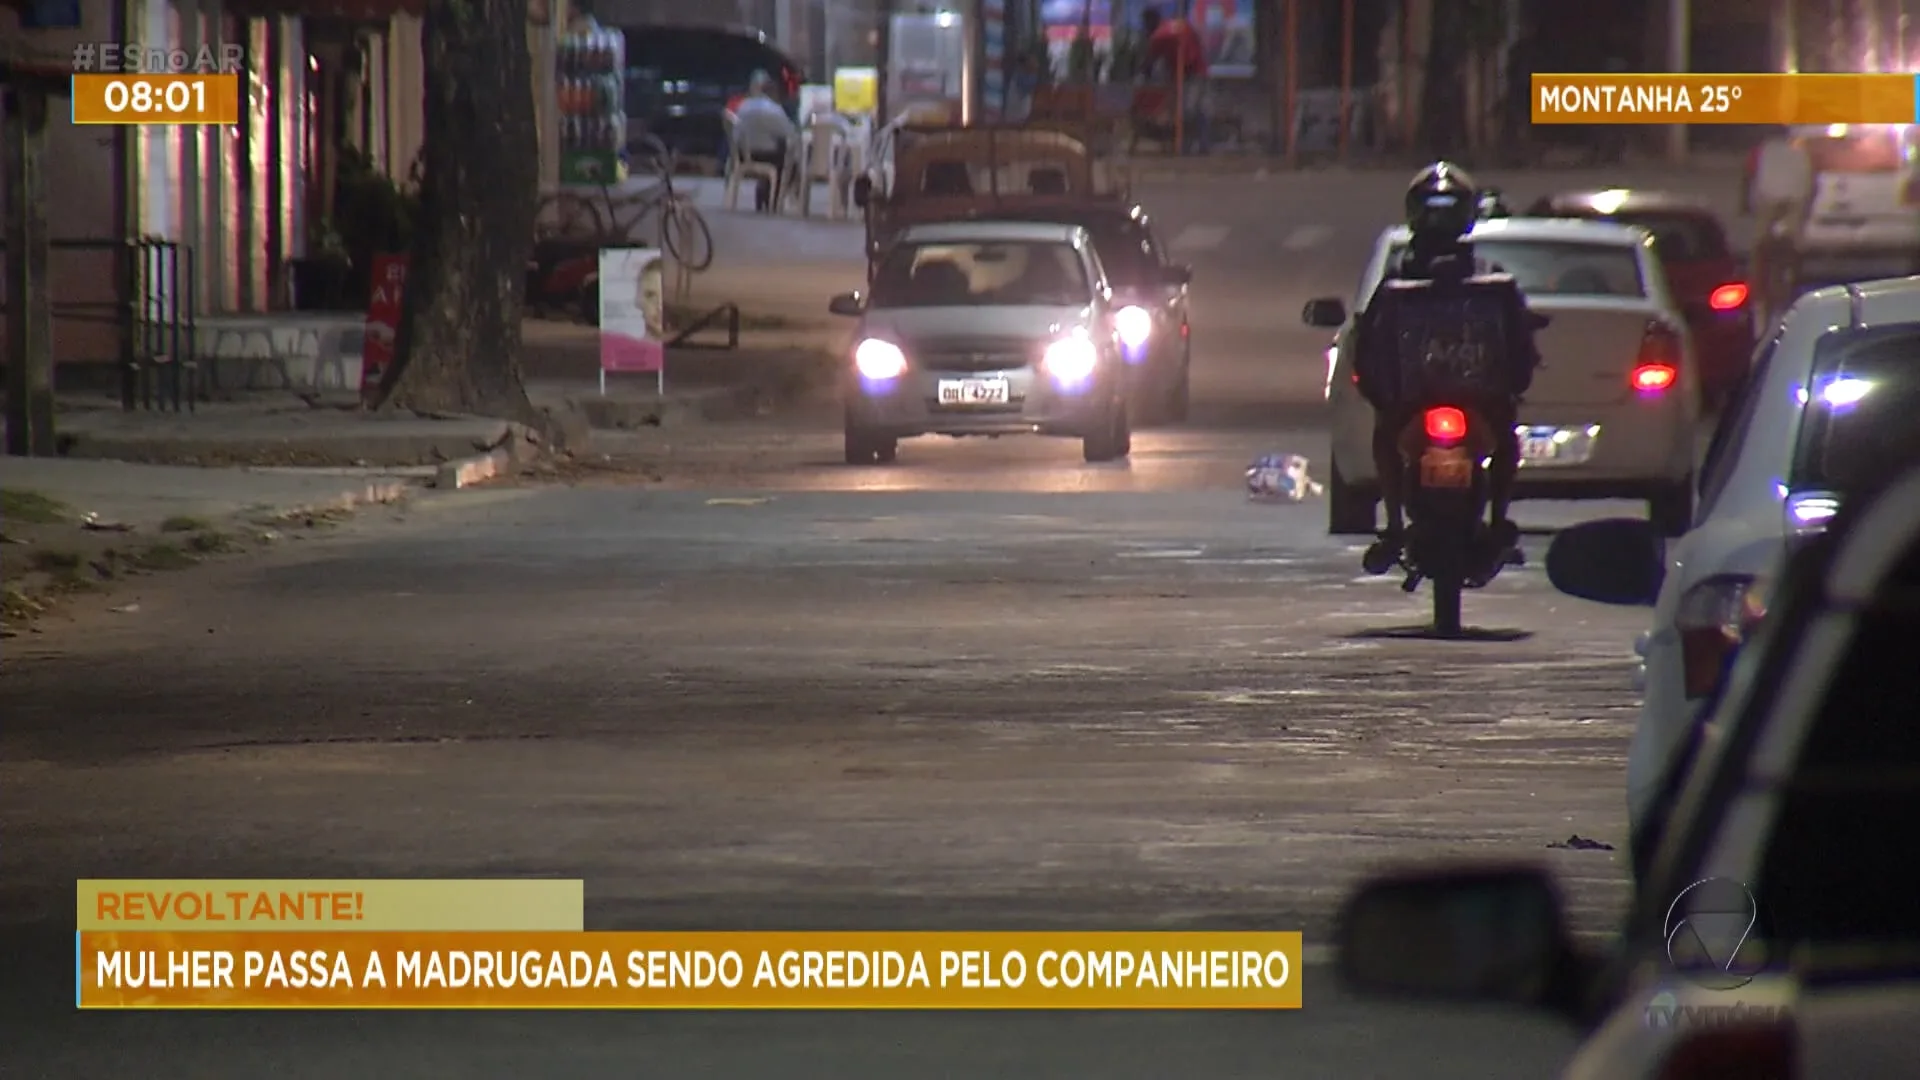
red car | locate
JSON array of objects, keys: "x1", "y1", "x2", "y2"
[{"x1": 1526, "y1": 190, "x2": 1756, "y2": 406}]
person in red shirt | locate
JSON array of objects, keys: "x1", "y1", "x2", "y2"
[{"x1": 1139, "y1": 6, "x2": 1209, "y2": 153}]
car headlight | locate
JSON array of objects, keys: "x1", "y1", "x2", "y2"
[
  {"x1": 854, "y1": 338, "x2": 907, "y2": 380},
  {"x1": 1114, "y1": 305, "x2": 1153, "y2": 349},
  {"x1": 1043, "y1": 334, "x2": 1100, "y2": 383}
]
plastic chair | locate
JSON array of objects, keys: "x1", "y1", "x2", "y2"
[
  {"x1": 799, "y1": 117, "x2": 849, "y2": 218},
  {"x1": 723, "y1": 114, "x2": 783, "y2": 212}
]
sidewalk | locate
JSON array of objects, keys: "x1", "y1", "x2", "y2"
[{"x1": 0, "y1": 458, "x2": 419, "y2": 631}]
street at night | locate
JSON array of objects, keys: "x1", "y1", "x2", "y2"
[{"x1": 0, "y1": 162, "x2": 1754, "y2": 1076}]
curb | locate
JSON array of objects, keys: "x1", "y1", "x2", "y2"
[
  {"x1": 435, "y1": 444, "x2": 518, "y2": 489},
  {"x1": 433, "y1": 423, "x2": 547, "y2": 489},
  {"x1": 265, "y1": 477, "x2": 418, "y2": 517}
]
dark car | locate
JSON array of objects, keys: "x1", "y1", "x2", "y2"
[
  {"x1": 620, "y1": 25, "x2": 804, "y2": 164},
  {"x1": 1527, "y1": 190, "x2": 1756, "y2": 407},
  {"x1": 983, "y1": 205, "x2": 1194, "y2": 423}
]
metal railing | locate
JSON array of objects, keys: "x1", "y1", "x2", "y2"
[{"x1": 0, "y1": 236, "x2": 198, "y2": 411}]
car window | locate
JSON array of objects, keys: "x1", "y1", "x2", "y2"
[
  {"x1": 1697, "y1": 332, "x2": 1782, "y2": 519},
  {"x1": 1752, "y1": 568, "x2": 1920, "y2": 946},
  {"x1": 1802, "y1": 129, "x2": 1905, "y2": 173},
  {"x1": 1604, "y1": 212, "x2": 1731, "y2": 262},
  {"x1": 1791, "y1": 325, "x2": 1920, "y2": 498},
  {"x1": 869, "y1": 241, "x2": 1091, "y2": 308},
  {"x1": 1385, "y1": 240, "x2": 1646, "y2": 298}
]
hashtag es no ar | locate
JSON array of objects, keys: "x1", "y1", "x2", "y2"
[{"x1": 71, "y1": 42, "x2": 246, "y2": 74}]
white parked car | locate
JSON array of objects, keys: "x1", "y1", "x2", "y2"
[
  {"x1": 1337, "y1": 469, "x2": 1920, "y2": 1078},
  {"x1": 1792, "y1": 124, "x2": 1920, "y2": 283},
  {"x1": 1304, "y1": 217, "x2": 1703, "y2": 537},
  {"x1": 828, "y1": 220, "x2": 1134, "y2": 465},
  {"x1": 1605, "y1": 276, "x2": 1920, "y2": 872}
]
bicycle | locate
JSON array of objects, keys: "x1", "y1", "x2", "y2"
[{"x1": 534, "y1": 135, "x2": 715, "y2": 272}]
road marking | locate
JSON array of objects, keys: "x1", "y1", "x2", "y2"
[
  {"x1": 705, "y1": 497, "x2": 773, "y2": 506},
  {"x1": 1167, "y1": 225, "x2": 1229, "y2": 252},
  {"x1": 1281, "y1": 225, "x2": 1334, "y2": 251}
]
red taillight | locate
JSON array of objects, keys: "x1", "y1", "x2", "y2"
[
  {"x1": 1709, "y1": 282, "x2": 1749, "y2": 310},
  {"x1": 1633, "y1": 363, "x2": 1678, "y2": 391},
  {"x1": 1656, "y1": 1022, "x2": 1796, "y2": 1079},
  {"x1": 1676, "y1": 574, "x2": 1767, "y2": 699},
  {"x1": 1424, "y1": 406, "x2": 1467, "y2": 442}
]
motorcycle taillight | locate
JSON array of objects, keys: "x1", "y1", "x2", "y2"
[{"x1": 1424, "y1": 406, "x2": 1467, "y2": 443}]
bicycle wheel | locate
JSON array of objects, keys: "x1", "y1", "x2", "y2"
[
  {"x1": 540, "y1": 191, "x2": 604, "y2": 242},
  {"x1": 661, "y1": 198, "x2": 715, "y2": 272}
]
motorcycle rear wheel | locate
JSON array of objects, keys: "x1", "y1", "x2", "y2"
[{"x1": 1431, "y1": 575, "x2": 1464, "y2": 637}]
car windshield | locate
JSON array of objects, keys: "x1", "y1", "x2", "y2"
[
  {"x1": 1792, "y1": 325, "x2": 1920, "y2": 496},
  {"x1": 1386, "y1": 240, "x2": 1646, "y2": 298},
  {"x1": 1600, "y1": 212, "x2": 1730, "y2": 262},
  {"x1": 870, "y1": 241, "x2": 1090, "y2": 308}
]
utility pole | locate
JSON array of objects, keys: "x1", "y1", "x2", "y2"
[
  {"x1": 1774, "y1": 0, "x2": 1799, "y2": 73},
  {"x1": 1666, "y1": 0, "x2": 1689, "y2": 163},
  {"x1": 4, "y1": 74, "x2": 57, "y2": 457}
]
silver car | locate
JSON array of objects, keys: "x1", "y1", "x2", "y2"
[{"x1": 827, "y1": 220, "x2": 1134, "y2": 464}]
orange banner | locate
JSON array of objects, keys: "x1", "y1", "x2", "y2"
[
  {"x1": 78, "y1": 930, "x2": 1304, "y2": 1010},
  {"x1": 71, "y1": 74, "x2": 243, "y2": 126},
  {"x1": 1530, "y1": 73, "x2": 1917, "y2": 125}
]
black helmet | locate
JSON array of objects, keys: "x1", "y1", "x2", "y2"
[
  {"x1": 1405, "y1": 161, "x2": 1478, "y2": 241},
  {"x1": 1476, "y1": 188, "x2": 1511, "y2": 219}
]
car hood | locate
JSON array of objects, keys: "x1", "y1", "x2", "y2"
[{"x1": 862, "y1": 305, "x2": 1094, "y2": 346}]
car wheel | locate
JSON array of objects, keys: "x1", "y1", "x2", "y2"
[
  {"x1": 1648, "y1": 477, "x2": 1694, "y2": 537},
  {"x1": 1328, "y1": 458, "x2": 1379, "y2": 536},
  {"x1": 1083, "y1": 401, "x2": 1129, "y2": 463}
]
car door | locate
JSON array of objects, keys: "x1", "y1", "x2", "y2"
[{"x1": 1138, "y1": 223, "x2": 1187, "y2": 330}]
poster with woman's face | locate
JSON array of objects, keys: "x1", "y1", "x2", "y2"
[
  {"x1": 638, "y1": 262, "x2": 664, "y2": 340},
  {"x1": 598, "y1": 247, "x2": 666, "y2": 376}
]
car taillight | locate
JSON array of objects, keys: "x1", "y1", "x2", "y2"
[
  {"x1": 1634, "y1": 322, "x2": 1683, "y2": 393},
  {"x1": 1708, "y1": 282, "x2": 1749, "y2": 311},
  {"x1": 1676, "y1": 574, "x2": 1768, "y2": 699},
  {"x1": 1424, "y1": 406, "x2": 1467, "y2": 443},
  {"x1": 1633, "y1": 363, "x2": 1678, "y2": 391},
  {"x1": 1655, "y1": 1021, "x2": 1796, "y2": 1079}
]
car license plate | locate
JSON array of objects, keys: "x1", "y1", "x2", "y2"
[
  {"x1": 937, "y1": 377, "x2": 1010, "y2": 405},
  {"x1": 1521, "y1": 434, "x2": 1559, "y2": 461},
  {"x1": 1419, "y1": 448, "x2": 1473, "y2": 489}
]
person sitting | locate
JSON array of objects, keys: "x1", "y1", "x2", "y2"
[{"x1": 732, "y1": 71, "x2": 798, "y2": 212}]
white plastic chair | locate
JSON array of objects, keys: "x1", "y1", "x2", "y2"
[
  {"x1": 722, "y1": 114, "x2": 782, "y2": 212},
  {"x1": 798, "y1": 117, "x2": 849, "y2": 218}
]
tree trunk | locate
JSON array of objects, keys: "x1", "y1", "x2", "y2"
[
  {"x1": 1417, "y1": 0, "x2": 1469, "y2": 157},
  {"x1": 375, "y1": 0, "x2": 540, "y2": 424}
]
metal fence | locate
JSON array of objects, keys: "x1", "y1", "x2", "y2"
[{"x1": 0, "y1": 237, "x2": 197, "y2": 412}]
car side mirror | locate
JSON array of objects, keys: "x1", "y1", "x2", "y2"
[
  {"x1": 852, "y1": 175, "x2": 873, "y2": 208},
  {"x1": 1162, "y1": 263, "x2": 1192, "y2": 286},
  {"x1": 1545, "y1": 518, "x2": 1666, "y2": 605},
  {"x1": 828, "y1": 291, "x2": 865, "y2": 317},
  {"x1": 1337, "y1": 864, "x2": 1586, "y2": 1018},
  {"x1": 1302, "y1": 297, "x2": 1346, "y2": 328}
]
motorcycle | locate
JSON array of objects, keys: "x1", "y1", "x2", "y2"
[{"x1": 1388, "y1": 403, "x2": 1519, "y2": 636}]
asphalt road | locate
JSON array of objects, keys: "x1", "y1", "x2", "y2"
[{"x1": 0, "y1": 163, "x2": 1748, "y2": 1077}]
